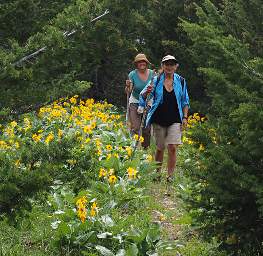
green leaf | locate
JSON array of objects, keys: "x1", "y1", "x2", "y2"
[
  {"x1": 126, "y1": 244, "x2": 139, "y2": 256},
  {"x1": 146, "y1": 225, "x2": 160, "y2": 244},
  {"x1": 97, "y1": 232, "x2": 113, "y2": 239},
  {"x1": 116, "y1": 249, "x2": 126, "y2": 256},
  {"x1": 100, "y1": 215, "x2": 115, "y2": 227},
  {"x1": 127, "y1": 227, "x2": 146, "y2": 243},
  {"x1": 95, "y1": 245, "x2": 115, "y2": 256}
]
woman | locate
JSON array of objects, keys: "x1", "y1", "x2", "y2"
[
  {"x1": 139, "y1": 55, "x2": 190, "y2": 181},
  {"x1": 125, "y1": 53, "x2": 154, "y2": 149}
]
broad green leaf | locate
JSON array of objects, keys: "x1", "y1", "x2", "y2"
[
  {"x1": 100, "y1": 215, "x2": 115, "y2": 227},
  {"x1": 116, "y1": 249, "x2": 126, "y2": 256},
  {"x1": 146, "y1": 225, "x2": 160, "y2": 244},
  {"x1": 126, "y1": 243, "x2": 139, "y2": 256},
  {"x1": 97, "y1": 232, "x2": 113, "y2": 239},
  {"x1": 95, "y1": 245, "x2": 115, "y2": 256}
]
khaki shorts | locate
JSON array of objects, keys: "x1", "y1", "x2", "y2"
[{"x1": 152, "y1": 123, "x2": 182, "y2": 149}]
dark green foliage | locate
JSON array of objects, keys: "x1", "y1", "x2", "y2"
[{"x1": 180, "y1": 0, "x2": 263, "y2": 254}]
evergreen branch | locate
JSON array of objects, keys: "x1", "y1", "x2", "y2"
[
  {"x1": 12, "y1": 9, "x2": 110, "y2": 67},
  {"x1": 242, "y1": 61, "x2": 263, "y2": 80}
]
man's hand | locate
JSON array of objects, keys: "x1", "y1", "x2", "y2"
[{"x1": 125, "y1": 80, "x2": 133, "y2": 94}]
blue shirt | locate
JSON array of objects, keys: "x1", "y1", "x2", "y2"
[
  {"x1": 129, "y1": 69, "x2": 154, "y2": 100},
  {"x1": 139, "y1": 73, "x2": 190, "y2": 127}
]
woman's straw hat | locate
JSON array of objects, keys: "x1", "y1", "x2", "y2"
[{"x1": 133, "y1": 53, "x2": 150, "y2": 64}]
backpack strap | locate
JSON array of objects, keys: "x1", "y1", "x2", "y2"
[
  {"x1": 154, "y1": 73, "x2": 185, "y2": 99},
  {"x1": 180, "y1": 76, "x2": 185, "y2": 91}
]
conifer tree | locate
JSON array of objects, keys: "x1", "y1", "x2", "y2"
[{"x1": 181, "y1": 0, "x2": 263, "y2": 253}]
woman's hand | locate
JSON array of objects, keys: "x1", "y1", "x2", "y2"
[
  {"x1": 146, "y1": 84, "x2": 153, "y2": 94},
  {"x1": 142, "y1": 84, "x2": 153, "y2": 98},
  {"x1": 125, "y1": 80, "x2": 133, "y2": 94},
  {"x1": 182, "y1": 118, "x2": 188, "y2": 130}
]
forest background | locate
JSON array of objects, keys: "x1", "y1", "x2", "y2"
[{"x1": 0, "y1": 0, "x2": 263, "y2": 255}]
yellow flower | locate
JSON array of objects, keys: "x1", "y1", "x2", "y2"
[
  {"x1": 50, "y1": 109, "x2": 62, "y2": 118},
  {"x1": 76, "y1": 196, "x2": 87, "y2": 207},
  {"x1": 188, "y1": 139, "x2": 194, "y2": 145},
  {"x1": 0, "y1": 140, "x2": 8, "y2": 149},
  {"x1": 90, "y1": 201, "x2": 98, "y2": 217},
  {"x1": 23, "y1": 118, "x2": 31, "y2": 132},
  {"x1": 113, "y1": 153, "x2": 119, "y2": 158},
  {"x1": 182, "y1": 136, "x2": 188, "y2": 143},
  {"x1": 99, "y1": 168, "x2": 107, "y2": 178},
  {"x1": 63, "y1": 102, "x2": 70, "y2": 107},
  {"x1": 67, "y1": 159, "x2": 77, "y2": 165},
  {"x1": 159, "y1": 214, "x2": 166, "y2": 221},
  {"x1": 14, "y1": 142, "x2": 20, "y2": 149},
  {"x1": 133, "y1": 134, "x2": 139, "y2": 141},
  {"x1": 139, "y1": 136, "x2": 144, "y2": 143},
  {"x1": 146, "y1": 154, "x2": 153, "y2": 162},
  {"x1": 10, "y1": 121, "x2": 18, "y2": 127},
  {"x1": 77, "y1": 206, "x2": 87, "y2": 223},
  {"x1": 126, "y1": 146, "x2": 132, "y2": 157},
  {"x1": 85, "y1": 138, "x2": 91, "y2": 144},
  {"x1": 83, "y1": 125, "x2": 92, "y2": 134},
  {"x1": 32, "y1": 133, "x2": 42, "y2": 142},
  {"x1": 199, "y1": 144, "x2": 205, "y2": 151},
  {"x1": 76, "y1": 196, "x2": 88, "y2": 223},
  {"x1": 97, "y1": 149, "x2": 102, "y2": 156},
  {"x1": 90, "y1": 122, "x2": 96, "y2": 129},
  {"x1": 69, "y1": 97, "x2": 77, "y2": 105},
  {"x1": 106, "y1": 144, "x2": 112, "y2": 151},
  {"x1": 108, "y1": 175, "x2": 117, "y2": 184},
  {"x1": 58, "y1": 129, "x2": 63, "y2": 139},
  {"x1": 127, "y1": 167, "x2": 138, "y2": 180},
  {"x1": 95, "y1": 139, "x2": 102, "y2": 147},
  {"x1": 45, "y1": 132, "x2": 54, "y2": 144}
]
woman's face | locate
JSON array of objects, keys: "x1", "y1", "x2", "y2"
[
  {"x1": 136, "y1": 61, "x2": 147, "y2": 71},
  {"x1": 162, "y1": 61, "x2": 178, "y2": 74}
]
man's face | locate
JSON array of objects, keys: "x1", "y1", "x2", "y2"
[{"x1": 136, "y1": 61, "x2": 147, "y2": 70}]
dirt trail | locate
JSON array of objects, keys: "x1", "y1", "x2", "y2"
[{"x1": 149, "y1": 183, "x2": 184, "y2": 241}]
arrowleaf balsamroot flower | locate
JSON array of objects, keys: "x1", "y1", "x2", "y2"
[
  {"x1": 108, "y1": 175, "x2": 117, "y2": 184},
  {"x1": 90, "y1": 202, "x2": 98, "y2": 217},
  {"x1": 32, "y1": 133, "x2": 42, "y2": 142},
  {"x1": 125, "y1": 146, "x2": 132, "y2": 157},
  {"x1": 76, "y1": 196, "x2": 88, "y2": 223},
  {"x1": 45, "y1": 132, "x2": 54, "y2": 144},
  {"x1": 133, "y1": 134, "x2": 144, "y2": 143},
  {"x1": 99, "y1": 168, "x2": 107, "y2": 178},
  {"x1": 106, "y1": 144, "x2": 113, "y2": 151},
  {"x1": 127, "y1": 167, "x2": 138, "y2": 180}
]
